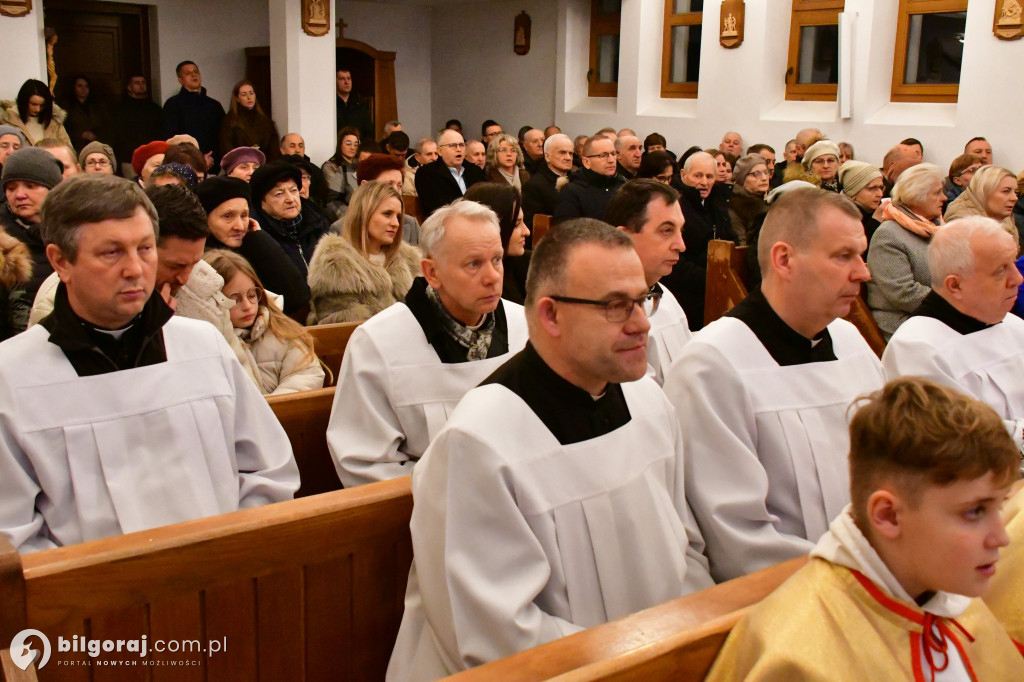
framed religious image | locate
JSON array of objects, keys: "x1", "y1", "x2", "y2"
[
  {"x1": 994, "y1": 0, "x2": 1024, "y2": 40},
  {"x1": 514, "y1": 11, "x2": 531, "y2": 55},
  {"x1": 0, "y1": 0, "x2": 32, "y2": 18},
  {"x1": 302, "y1": 0, "x2": 330, "y2": 37},
  {"x1": 720, "y1": 0, "x2": 744, "y2": 49}
]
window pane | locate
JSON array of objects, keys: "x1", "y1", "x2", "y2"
[
  {"x1": 597, "y1": 0, "x2": 621, "y2": 14},
  {"x1": 596, "y1": 34, "x2": 619, "y2": 83},
  {"x1": 903, "y1": 12, "x2": 966, "y2": 85},
  {"x1": 673, "y1": 0, "x2": 703, "y2": 12},
  {"x1": 796, "y1": 24, "x2": 838, "y2": 84},
  {"x1": 669, "y1": 24, "x2": 702, "y2": 83}
]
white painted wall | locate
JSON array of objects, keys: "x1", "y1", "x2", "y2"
[
  {"x1": 336, "y1": 1, "x2": 433, "y2": 144},
  {"x1": 430, "y1": 0, "x2": 559, "y2": 141},
  {"x1": 0, "y1": 11, "x2": 47, "y2": 102}
]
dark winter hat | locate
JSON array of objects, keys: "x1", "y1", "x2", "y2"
[
  {"x1": 152, "y1": 162, "x2": 198, "y2": 192},
  {"x1": 1, "y1": 147, "x2": 64, "y2": 190},
  {"x1": 221, "y1": 146, "x2": 266, "y2": 176},
  {"x1": 732, "y1": 153, "x2": 768, "y2": 187},
  {"x1": 250, "y1": 161, "x2": 302, "y2": 204},
  {"x1": 0, "y1": 125, "x2": 26, "y2": 146},
  {"x1": 196, "y1": 176, "x2": 251, "y2": 215}
]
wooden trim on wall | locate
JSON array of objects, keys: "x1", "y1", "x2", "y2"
[
  {"x1": 660, "y1": 0, "x2": 702, "y2": 99},
  {"x1": 588, "y1": 0, "x2": 620, "y2": 98},
  {"x1": 890, "y1": 0, "x2": 967, "y2": 103},
  {"x1": 785, "y1": 4, "x2": 843, "y2": 102}
]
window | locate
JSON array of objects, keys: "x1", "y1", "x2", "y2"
[
  {"x1": 891, "y1": 0, "x2": 967, "y2": 103},
  {"x1": 588, "y1": 0, "x2": 621, "y2": 97},
  {"x1": 661, "y1": 0, "x2": 703, "y2": 98},
  {"x1": 785, "y1": 0, "x2": 844, "y2": 101}
]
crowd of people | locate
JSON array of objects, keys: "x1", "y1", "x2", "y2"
[{"x1": 0, "y1": 62, "x2": 1022, "y2": 681}]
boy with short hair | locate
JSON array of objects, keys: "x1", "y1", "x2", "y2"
[
  {"x1": 984, "y1": 484, "x2": 1024, "y2": 645},
  {"x1": 707, "y1": 377, "x2": 1024, "y2": 680}
]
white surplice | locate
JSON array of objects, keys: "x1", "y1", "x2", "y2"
[
  {"x1": 327, "y1": 300, "x2": 528, "y2": 487},
  {"x1": 646, "y1": 285, "x2": 692, "y2": 386},
  {"x1": 0, "y1": 317, "x2": 300, "y2": 553},
  {"x1": 663, "y1": 316, "x2": 885, "y2": 581}
]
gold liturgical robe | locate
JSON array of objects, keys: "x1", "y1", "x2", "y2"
[
  {"x1": 707, "y1": 508, "x2": 1024, "y2": 681},
  {"x1": 983, "y1": 486, "x2": 1024, "y2": 646}
]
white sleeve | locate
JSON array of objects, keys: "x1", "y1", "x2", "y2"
[
  {"x1": 409, "y1": 423, "x2": 583, "y2": 671},
  {"x1": 214, "y1": 331, "x2": 300, "y2": 506},
  {"x1": 327, "y1": 328, "x2": 413, "y2": 487},
  {"x1": 663, "y1": 345, "x2": 814, "y2": 582}
]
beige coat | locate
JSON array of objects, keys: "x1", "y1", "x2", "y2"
[
  {"x1": 307, "y1": 235, "x2": 421, "y2": 325},
  {"x1": 238, "y1": 308, "x2": 324, "y2": 395},
  {"x1": 2, "y1": 104, "x2": 71, "y2": 147},
  {"x1": 943, "y1": 186, "x2": 1018, "y2": 241}
]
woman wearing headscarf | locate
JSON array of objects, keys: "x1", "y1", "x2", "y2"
[
  {"x1": 943, "y1": 165, "x2": 1020, "y2": 245},
  {"x1": 784, "y1": 140, "x2": 841, "y2": 192},
  {"x1": 840, "y1": 160, "x2": 885, "y2": 244}
]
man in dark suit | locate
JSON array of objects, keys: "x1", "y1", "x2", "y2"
[
  {"x1": 522, "y1": 133, "x2": 573, "y2": 228},
  {"x1": 415, "y1": 129, "x2": 485, "y2": 218}
]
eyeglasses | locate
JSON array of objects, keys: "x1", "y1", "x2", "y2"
[
  {"x1": 747, "y1": 170, "x2": 769, "y2": 179},
  {"x1": 85, "y1": 158, "x2": 111, "y2": 168},
  {"x1": 228, "y1": 287, "x2": 263, "y2": 307},
  {"x1": 585, "y1": 152, "x2": 615, "y2": 160},
  {"x1": 550, "y1": 291, "x2": 661, "y2": 322},
  {"x1": 441, "y1": 142, "x2": 467, "y2": 150},
  {"x1": 655, "y1": 173, "x2": 674, "y2": 183}
]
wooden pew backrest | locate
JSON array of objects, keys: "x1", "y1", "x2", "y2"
[
  {"x1": 533, "y1": 214, "x2": 552, "y2": 246},
  {"x1": 446, "y1": 556, "x2": 806, "y2": 682},
  {"x1": 267, "y1": 386, "x2": 340, "y2": 498},
  {"x1": 14, "y1": 479, "x2": 412, "y2": 682},
  {"x1": 403, "y1": 194, "x2": 423, "y2": 223},
  {"x1": 307, "y1": 321, "x2": 361, "y2": 386}
]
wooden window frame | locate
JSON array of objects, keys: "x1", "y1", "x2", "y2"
[
  {"x1": 785, "y1": 0, "x2": 844, "y2": 102},
  {"x1": 588, "y1": 0, "x2": 620, "y2": 98},
  {"x1": 661, "y1": 1, "x2": 703, "y2": 99},
  {"x1": 891, "y1": 0, "x2": 967, "y2": 103}
]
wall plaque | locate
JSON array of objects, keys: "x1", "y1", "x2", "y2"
[
  {"x1": 994, "y1": 0, "x2": 1024, "y2": 40},
  {"x1": 514, "y1": 11, "x2": 531, "y2": 55},
  {"x1": 720, "y1": 0, "x2": 744, "y2": 49},
  {"x1": 302, "y1": 0, "x2": 330, "y2": 37},
  {"x1": 0, "y1": 0, "x2": 32, "y2": 18}
]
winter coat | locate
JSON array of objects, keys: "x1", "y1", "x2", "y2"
[
  {"x1": 414, "y1": 158, "x2": 487, "y2": 219},
  {"x1": 236, "y1": 308, "x2": 324, "y2": 395},
  {"x1": 0, "y1": 203, "x2": 52, "y2": 313},
  {"x1": 251, "y1": 197, "x2": 331, "y2": 278},
  {"x1": 63, "y1": 98, "x2": 109, "y2": 152},
  {"x1": 728, "y1": 184, "x2": 768, "y2": 245},
  {"x1": 322, "y1": 157, "x2": 358, "y2": 220},
  {"x1": 552, "y1": 166, "x2": 625, "y2": 224},
  {"x1": 522, "y1": 164, "x2": 563, "y2": 228},
  {"x1": 111, "y1": 95, "x2": 164, "y2": 170},
  {"x1": 1, "y1": 104, "x2": 71, "y2": 147},
  {"x1": 218, "y1": 107, "x2": 280, "y2": 160},
  {"x1": 162, "y1": 86, "x2": 225, "y2": 160},
  {"x1": 307, "y1": 236, "x2": 421, "y2": 325},
  {"x1": 0, "y1": 227, "x2": 32, "y2": 340}
]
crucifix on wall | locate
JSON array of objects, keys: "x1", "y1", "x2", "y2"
[{"x1": 337, "y1": 17, "x2": 348, "y2": 40}]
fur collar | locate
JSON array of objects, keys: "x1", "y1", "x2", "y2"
[{"x1": 0, "y1": 227, "x2": 32, "y2": 289}]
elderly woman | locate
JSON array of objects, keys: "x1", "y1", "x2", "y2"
[
  {"x1": 840, "y1": 160, "x2": 885, "y2": 244},
  {"x1": 943, "y1": 165, "x2": 1020, "y2": 245},
  {"x1": 78, "y1": 141, "x2": 116, "y2": 175},
  {"x1": 221, "y1": 146, "x2": 265, "y2": 183},
  {"x1": 728, "y1": 153, "x2": 770, "y2": 244},
  {"x1": 637, "y1": 150, "x2": 676, "y2": 184},
  {"x1": 785, "y1": 140, "x2": 841, "y2": 192},
  {"x1": 485, "y1": 134, "x2": 530, "y2": 190},
  {"x1": 322, "y1": 126, "x2": 361, "y2": 219},
  {"x1": 306, "y1": 181, "x2": 421, "y2": 324},
  {"x1": 943, "y1": 153, "x2": 982, "y2": 204},
  {"x1": 866, "y1": 163, "x2": 947, "y2": 339},
  {"x1": 464, "y1": 183, "x2": 532, "y2": 304}
]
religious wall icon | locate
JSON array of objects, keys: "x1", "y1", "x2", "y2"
[
  {"x1": 994, "y1": 0, "x2": 1024, "y2": 40},
  {"x1": 514, "y1": 11, "x2": 531, "y2": 56},
  {"x1": 0, "y1": 0, "x2": 32, "y2": 18},
  {"x1": 302, "y1": 0, "x2": 330, "y2": 37},
  {"x1": 719, "y1": 0, "x2": 744, "y2": 49}
]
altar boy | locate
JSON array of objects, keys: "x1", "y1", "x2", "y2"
[
  {"x1": 984, "y1": 483, "x2": 1024, "y2": 645},
  {"x1": 707, "y1": 377, "x2": 1024, "y2": 680}
]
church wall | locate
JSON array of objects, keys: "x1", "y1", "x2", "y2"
[
  {"x1": 429, "y1": 0, "x2": 559, "y2": 140},
  {"x1": 546, "y1": 0, "x2": 1024, "y2": 170},
  {"x1": 335, "y1": 0, "x2": 434, "y2": 144},
  {"x1": 0, "y1": 11, "x2": 48, "y2": 103}
]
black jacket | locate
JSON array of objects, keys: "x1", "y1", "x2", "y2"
[
  {"x1": 522, "y1": 164, "x2": 564, "y2": 228},
  {"x1": 111, "y1": 95, "x2": 164, "y2": 170},
  {"x1": 414, "y1": 158, "x2": 486, "y2": 218},
  {"x1": 661, "y1": 183, "x2": 735, "y2": 330},
  {"x1": 252, "y1": 197, "x2": 330, "y2": 279},
  {"x1": 163, "y1": 86, "x2": 226, "y2": 160},
  {"x1": 205, "y1": 229, "x2": 310, "y2": 320},
  {"x1": 552, "y1": 167, "x2": 625, "y2": 224},
  {"x1": 336, "y1": 94, "x2": 373, "y2": 142}
]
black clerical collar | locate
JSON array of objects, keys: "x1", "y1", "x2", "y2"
[
  {"x1": 404, "y1": 277, "x2": 509, "y2": 364},
  {"x1": 481, "y1": 342, "x2": 631, "y2": 446},
  {"x1": 911, "y1": 290, "x2": 994, "y2": 336},
  {"x1": 727, "y1": 288, "x2": 837, "y2": 366}
]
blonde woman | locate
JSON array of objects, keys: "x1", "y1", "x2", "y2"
[
  {"x1": 204, "y1": 250, "x2": 325, "y2": 394},
  {"x1": 306, "y1": 181, "x2": 421, "y2": 324},
  {"x1": 485, "y1": 133, "x2": 530, "y2": 190},
  {"x1": 944, "y1": 165, "x2": 1020, "y2": 243}
]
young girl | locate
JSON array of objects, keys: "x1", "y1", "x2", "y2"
[{"x1": 204, "y1": 250, "x2": 325, "y2": 394}]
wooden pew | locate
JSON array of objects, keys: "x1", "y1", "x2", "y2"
[
  {"x1": 446, "y1": 556, "x2": 807, "y2": 681},
  {"x1": 403, "y1": 194, "x2": 423, "y2": 223},
  {"x1": 266, "y1": 386, "x2": 341, "y2": 497},
  {"x1": 703, "y1": 239, "x2": 886, "y2": 357},
  {"x1": 533, "y1": 214, "x2": 552, "y2": 246},
  {"x1": 1, "y1": 479, "x2": 413, "y2": 682},
  {"x1": 306, "y1": 320, "x2": 361, "y2": 386}
]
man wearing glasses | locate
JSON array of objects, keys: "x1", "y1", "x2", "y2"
[
  {"x1": 387, "y1": 218, "x2": 713, "y2": 680},
  {"x1": 553, "y1": 134, "x2": 624, "y2": 224},
  {"x1": 664, "y1": 188, "x2": 884, "y2": 583},
  {"x1": 414, "y1": 128, "x2": 486, "y2": 218}
]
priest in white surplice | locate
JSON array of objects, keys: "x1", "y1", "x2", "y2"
[
  {"x1": 664, "y1": 188, "x2": 885, "y2": 582},
  {"x1": 0, "y1": 175, "x2": 298, "y2": 553},
  {"x1": 387, "y1": 219, "x2": 714, "y2": 680},
  {"x1": 883, "y1": 215, "x2": 1024, "y2": 453},
  {"x1": 327, "y1": 200, "x2": 528, "y2": 487},
  {"x1": 605, "y1": 178, "x2": 691, "y2": 385}
]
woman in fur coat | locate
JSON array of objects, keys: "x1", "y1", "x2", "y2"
[
  {"x1": 306, "y1": 181, "x2": 421, "y2": 325},
  {"x1": 0, "y1": 226, "x2": 33, "y2": 340}
]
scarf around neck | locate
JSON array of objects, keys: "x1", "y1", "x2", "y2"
[
  {"x1": 426, "y1": 284, "x2": 495, "y2": 360},
  {"x1": 883, "y1": 200, "x2": 943, "y2": 239}
]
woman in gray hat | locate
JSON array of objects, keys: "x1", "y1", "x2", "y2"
[{"x1": 729, "y1": 153, "x2": 770, "y2": 244}]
